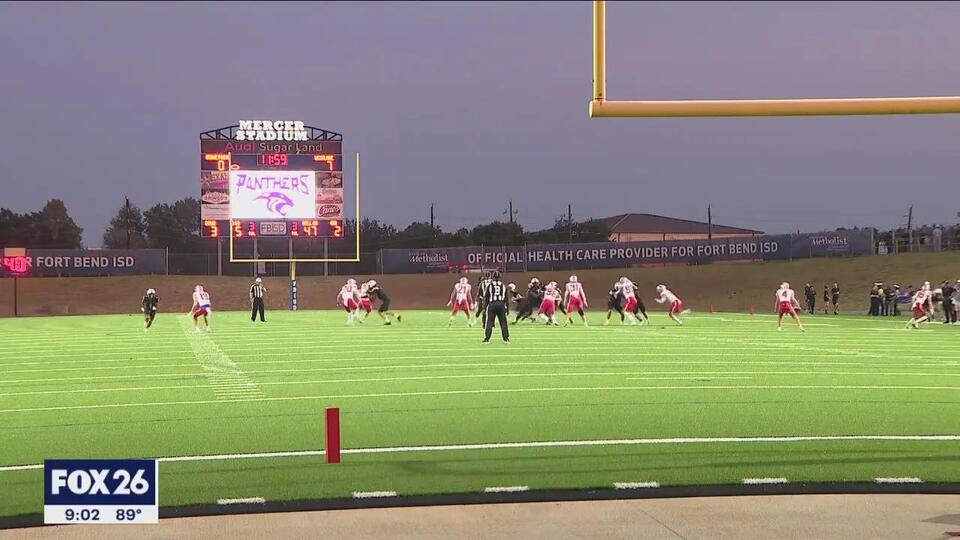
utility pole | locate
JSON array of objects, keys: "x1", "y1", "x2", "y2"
[
  {"x1": 906, "y1": 205, "x2": 914, "y2": 253},
  {"x1": 568, "y1": 204, "x2": 573, "y2": 242},
  {"x1": 505, "y1": 201, "x2": 517, "y2": 225},
  {"x1": 707, "y1": 205, "x2": 713, "y2": 240}
]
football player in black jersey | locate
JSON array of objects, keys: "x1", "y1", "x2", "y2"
[
  {"x1": 141, "y1": 288, "x2": 160, "y2": 331},
  {"x1": 513, "y1": 277, "x2": 542, "y2": 324},
  {"x1": 366, "y1": 280, "x2": 400, "y2": 325},
  {"x1": 604, "y1": 283, "x2": 624, "y2": 325}
]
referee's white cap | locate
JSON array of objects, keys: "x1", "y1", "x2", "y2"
[{"x1": 255, "y1": 277, "x2": 262, "y2": 283}]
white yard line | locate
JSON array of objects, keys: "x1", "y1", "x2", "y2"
[
  {"x1": 4, "y1": 384, "x2": 960, "y2": 415},
  {"x1": 875, "y1": 477, "x2": 923, "y2": 484},
  {"x1": 743, "y1": 477, "x2": 789, "y2": 485},
  {"x1": 484, "y1": 486, "x2": 529, "y2": 493},
  {"x1": 2, "y1": 435, "x2": 956, "y2": 473},
  {"x1": 614, "y1": 481, "x2": 660, "y2": 489},
  {"x1": 9, "y1": 368, "x2": 960, "y2": 398},
  {"x1": 352, "y1": 491, "x2": 397, "y2": 498},
  {"x1": 217, "y1": 497, "x2": 266, "y2": 505}
]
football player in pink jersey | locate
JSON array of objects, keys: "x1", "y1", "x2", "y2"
[
  {"x1": 538, "y1": 281, "x2": 561, "y2": 325},
  {"x1": 337, "y1": 278, "x2": 361, "y2": 326},
  {"x1": 447, "y1": 277, "x2": 475, "y2": 326},
  {"x1": 189, "y1": 285, "x2": 212, "y2": 333},
  {"x1": 774, "y1": 282, "x2": 805, "y2": 332},
  {"x1": 655, "y1": 284, "x2": 690, "y2": 325},
  {"x1": 562, "y1": 275, "x2": 589, "y2": 327},
  {"x1": 906, "y1": 282, "x2": 934, "y2": 329}
]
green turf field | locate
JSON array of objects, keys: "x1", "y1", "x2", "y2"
[{"x1": 2, "y1": 309, "x2": 959, "y2": 517}]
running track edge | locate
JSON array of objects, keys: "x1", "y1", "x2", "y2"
[{"x1": 2, "y1": 482, "x2": 960, "y2": 530}]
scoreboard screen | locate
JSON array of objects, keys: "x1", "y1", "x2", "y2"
[{"x1": 199, "y1": 121, "x2": 344, "y2": 238}]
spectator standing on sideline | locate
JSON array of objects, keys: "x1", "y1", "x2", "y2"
[
  {"x1": 804, "y1": 283, "x2": 816, "y2": 315},
  {"x1": 830, "y1": 283, "x2": 841, "y2": 315},
  {"x1": 941, "y1": 280, "x2": 957, "y2": 324},
  {"x1": 869, "y1": 282, "x2": 881, "y2": 316},
  {"x1": 884, "y1": 284, "x2": 897, "y2": 317},
  {"x1": 250, "y1": 277, "x2": 266, "y2": 323},
  {"x1": 878, "y1": 283, "x2": 888, "y2": 316},
  {"x1": 822, "y1": 285, "x2": 830, "y2": 314}
]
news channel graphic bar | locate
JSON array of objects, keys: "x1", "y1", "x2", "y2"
[
  {"x1": 201, "y1": 219, "x2": 345, "y2": 238},
  {"x1": 44, "y1": 459, "x2": 159, "y2": 525}
]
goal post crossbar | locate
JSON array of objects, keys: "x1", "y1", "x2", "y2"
[{"x1": 589, "y1": 0, "x2": 960, "y2": 118}]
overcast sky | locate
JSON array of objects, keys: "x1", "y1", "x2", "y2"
[{"x1": 1, "y1": 1, "x2": 959, "y2": 246}]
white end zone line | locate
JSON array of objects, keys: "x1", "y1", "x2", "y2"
[
  {"x1": 2, "y1": 435, "x2": 958, "y2": 473},
  {"x1": 484, "y1": 486, "x2": 529, "y2": 493},
  {"x1": 217, "y1": 497, "x2": 266, "y2": 505}
]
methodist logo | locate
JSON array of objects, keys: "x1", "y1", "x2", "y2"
[{"x1": 44, "y1": 459, "x2": 159, "y2": 524}]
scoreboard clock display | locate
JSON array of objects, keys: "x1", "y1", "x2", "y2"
[{"x1": 199, "y1": 122, "x2": 344, "y2": 238}]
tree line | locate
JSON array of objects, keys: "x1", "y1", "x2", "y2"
[
  {"x1": 6, "y1": 198, "x2": 953, "y2": 253},
  {"x1": 0, "y1": 198, "x2": 614, "y2": 253}
]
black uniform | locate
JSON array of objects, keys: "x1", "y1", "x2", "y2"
[
  {"x1": 250, "y1": 281, "x2": 266, "y2": 322},
  {"x1": 630, "y1": 280, "x2": 648, "y2": 318},
  {"x1": 607, "y1": 287, "x2": 624, "y2": 322},
  {"x1": 822, "y1": 286, "x2": 830, "y2": 314},
  {"x1": 804, "y1": 285, "x2": 816, "y2": 314},
  {"x1": 514, "y1": 281, "x2": 542, "y2": 323},
  {"x1": 830, "y1": 285, "x2": 840, "y2": 314},
  {"x1": 141, "y1": 293, "x2": 159, "y2": 328},
  {"x1": 483, "y1": 274, "x2": 510, "y2": 343},
  {"x1": 869, "y1": 285, "x2": 881, "y2": 316},
  {"x1": 942, "y1": 283, "x2": 957, "y2": 324},
  {"x1": 368, "y1": 284, "x2": 391, "y2": 312}
]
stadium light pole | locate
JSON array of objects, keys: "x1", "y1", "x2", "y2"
[{"x1": 589, "y1": 0, "x2": 960, "y2": 118}]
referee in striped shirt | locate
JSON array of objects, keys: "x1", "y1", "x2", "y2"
[
  {"x1": 250, "y1": 277, "x2": 266, "y2": 322},
  {"x1": 483, "y1": 271, "x2": 510, "y2": 344}
]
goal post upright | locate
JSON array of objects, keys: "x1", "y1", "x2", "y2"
[{"x1": 588, "y1": 0, "x2": 960, "y2": 118}]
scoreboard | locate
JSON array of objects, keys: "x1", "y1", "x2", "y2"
[{"x1": 199, "y1": 121, "x2": 344, "y2": 238}]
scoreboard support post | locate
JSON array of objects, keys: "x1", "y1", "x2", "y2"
[
  {"x1": 217, "y1": 237, "x2": 223, "y2": 277},
  {"x1": 290, "y1": 258, "x2": 298, "y2": 311}
]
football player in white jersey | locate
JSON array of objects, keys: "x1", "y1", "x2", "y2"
[
  {"x1": 189, "y1": 285, "x2": 212, "y2": 333},
  {"x1": 655, "y1": 284, "x2": 690, "y2": 325},
  {"x1": 617, "y1": 277, "x2": 643, "y2": 325},
  {"x1": 905, "y1": 282, "x2": 934, "y2": 329},
  {"x1": 337, "y1": 278, "x2": 361, "y2": 326},
  {"x1": 563, "y1": 275, "x2": 589, "y2": 327},
  {"x1": 774, "y1": 282, "x2": 805, "y2": 331},
  {"x1": 447, "y1": 277, "x2": 475, "y2": 326},
  {"x1": 538, "y1": 281, "x2": 561, "y2": 325}
]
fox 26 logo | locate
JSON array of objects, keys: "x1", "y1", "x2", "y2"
[{"x1": 44, "y1": 459, "x2": 158, "y2": 524}]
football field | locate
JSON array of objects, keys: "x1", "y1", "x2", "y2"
[{"x1": 2, "y1": 309, "x2": 959, "y2": 519}]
